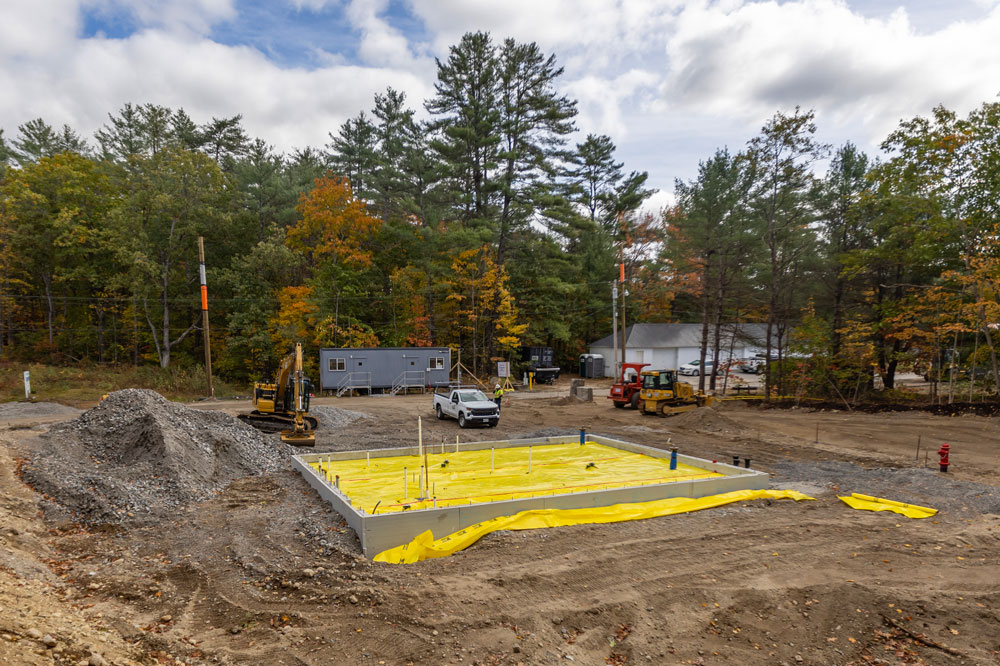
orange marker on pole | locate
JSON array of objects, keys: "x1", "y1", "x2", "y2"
[{"x1": 198, "y1": 237, "x2": 213, "y2": 397}]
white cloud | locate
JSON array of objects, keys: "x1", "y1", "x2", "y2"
[
  {"x1": 564, "y1": 69, "x2": 662, "y2": 138},
  {"x1": 84, "y1": 0, "x2": 237, "y2": 36},
  {"x1": 3, "y1": 0, "x2": 1000, "y2": 207},
  {"x1": 0, "y1": 24, "x2": 432, "y2": 151},
  {"x1": 346, "y1": 0, "x2": 429, "y2": 71},
  {"x1": 661, "y1": 0, "x2": 1000, "y2": 145},
  {"x1": 0, "y1": 0, "x2": 80, "y2": 58}
]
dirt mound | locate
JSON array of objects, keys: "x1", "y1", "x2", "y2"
[
  {"x1": 670, "y1": 406, "x2": 745, "y2": 434},
  {"x1": 310, "y1": 405, "x2": 368, "y2": 428},
  {"x1": 21, "y1": 389, "x2": 288, "y2": 524},
  {"x1": 0, "y1": 401, "x2": 82, "y2": 420}
]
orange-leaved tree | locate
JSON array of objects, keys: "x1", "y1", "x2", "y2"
[
  {"x1": 271, "y1": 285, "x2": 319, "y2": 370},
  {"x1": 314, "y1": 318, "x2": 380, "y2": 348},
  {"x1": 288, "y1": 175, "x2": 382, "y2": 270}
]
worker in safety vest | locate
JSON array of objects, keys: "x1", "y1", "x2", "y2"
[{"x1": 493, "y1": 383, "x2": 504, "y2": 411}]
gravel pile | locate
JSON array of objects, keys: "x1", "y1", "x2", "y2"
[
  {"x1": 309, "y1": 405, "x2": 367, "y2": 428},
  {"x1": 22, "y1": 389, "x2": 289, "y2": 524},
  {"x1": 769, "y1": 460, "x2": 1000, "y2": 515}
]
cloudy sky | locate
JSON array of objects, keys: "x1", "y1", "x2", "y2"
[{"x1": 3, "y1": 0, "x2": 999, "y2": 210}]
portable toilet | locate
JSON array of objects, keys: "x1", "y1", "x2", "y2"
[
  {"x1": 579, "y1": 354, "x2": 591, "y2": 377},
  {"x1": 591, "y1": 354, "x2": 605, "y2": 378}
]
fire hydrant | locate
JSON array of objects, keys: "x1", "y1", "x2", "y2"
[{"x1": 937, "y1": 443, "x2": 950, "y2": 473}]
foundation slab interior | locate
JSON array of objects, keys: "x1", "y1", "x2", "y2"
[{"x1": 293, "y1": 434, "x2": 768, "y2": 557}]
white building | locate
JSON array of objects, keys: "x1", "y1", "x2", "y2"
[{"x1": 588, "y1": 323, "x2": 768, "y2": 377}]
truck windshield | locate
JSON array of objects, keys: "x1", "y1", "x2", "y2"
[{"x1": 458, "y1": 391, "x2": 488, "y2": 402}]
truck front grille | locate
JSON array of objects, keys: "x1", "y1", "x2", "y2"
[{"x1": 471, "y1": 408, "x2": 497, "y2": 416}]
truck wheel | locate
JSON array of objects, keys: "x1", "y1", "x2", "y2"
[
  {"x1": 436, "y1": 404, "x2": 444, "y2": 419},
  {"x1": 630, "y1": 392, "x2": 640, "y2": 409},
  {"x1": 458, "y1": 412, "x2": 468, "y2": 428}
]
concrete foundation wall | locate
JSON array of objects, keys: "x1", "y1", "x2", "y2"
[{"x1": 293, "y1": 434, "x2": 768, "y2": 557}]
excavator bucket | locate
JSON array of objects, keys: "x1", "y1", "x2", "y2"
[{"x1": 280, "y1": 428, "x2": 316, "y2": 446}]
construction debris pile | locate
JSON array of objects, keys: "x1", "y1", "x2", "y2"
[{"x1": 22, "y1": 389, "x2": 288, "y2": 524}]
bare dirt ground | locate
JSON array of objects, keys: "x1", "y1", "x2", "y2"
[{"x1": 2, "y1": 379, "x2": 999, "y2": 666}]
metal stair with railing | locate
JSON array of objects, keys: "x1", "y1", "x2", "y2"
[
  {"x1": 389, "y1": 370, "x2": 426, "y2": 395},
  {"x1": 335, "y1": 372, "x2": 372, "y2": 397}
]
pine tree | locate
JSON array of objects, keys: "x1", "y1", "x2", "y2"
[{"x1": 327, "y1": 112, "x2": 377, "y2": 200}]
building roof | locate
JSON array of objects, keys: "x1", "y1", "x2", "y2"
[{"x1": 589, "y1": 323, "x2": 768, "y2": 349}]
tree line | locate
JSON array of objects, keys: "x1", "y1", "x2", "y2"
[
  {"x1": 663, "y1": 104, "x2": 1000, "y2": 402},
  {"x1": 2, "y1": 30, "x2": 997, "y2": 402},
  {"x1": 0, "y1": 32, "x2": 652, "y2": 382}
]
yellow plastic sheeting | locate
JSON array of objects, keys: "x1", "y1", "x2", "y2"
[
  {"x1": 309, "y1": 442, "x2": 725, "y2": 513},
  {"x1": 838, "y1": 493, "x2": 937, "y2": 519},
  {"x1": 374, "y1": 489, "x2": 815, "y2": 564}
]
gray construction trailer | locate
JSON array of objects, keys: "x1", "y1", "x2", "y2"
[{"x1": 319, "y1": 347, "x2": 452, "y2": 395}]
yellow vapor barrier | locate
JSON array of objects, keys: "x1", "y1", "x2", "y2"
[
  {"x1": 309, "y1": 442, "x2": 725, "y2": 513},
  {"x1": 838, "y1": 493, "x2": 937, "y2": 519},
  {"x1": 374, "y1": 489, "x2": 815, "y2": 564}
]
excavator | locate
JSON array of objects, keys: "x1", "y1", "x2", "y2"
[
  {"x1": 238, "y1": 342, "x2": 318, "y2": 445},
  {"x1": 637, "y1": 368, "x2": 717, "y2": 417}
]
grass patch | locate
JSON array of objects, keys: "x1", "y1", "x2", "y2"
[{"x1": 0, "y1": 362, "x2": 244, "y2": 405}]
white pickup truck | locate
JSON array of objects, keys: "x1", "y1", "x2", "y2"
[{"x1": 432, "y1": 387, "x2": 499, "y2": 428}]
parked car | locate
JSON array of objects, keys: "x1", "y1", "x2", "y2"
[
  {"x1": 735, "y1": 357, "x2": 765, "y2": 374},
  {"x1": 432, "y1": 387, "x2": 499, "y2": 428},
  {"x1": 678, "y1": 359, "x2": 714, "y2": 376}
]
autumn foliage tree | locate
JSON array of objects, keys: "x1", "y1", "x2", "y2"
[
  {"x1": 288, "y1": 175, "x2": 382, "y2": 270},
  {"x1": 439, "y1": 246, "x2": 526, "y2": 375}
]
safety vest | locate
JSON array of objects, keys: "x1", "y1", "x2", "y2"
[{"x1": 494, "y1": 387, "x2": 503, "y2": 399}]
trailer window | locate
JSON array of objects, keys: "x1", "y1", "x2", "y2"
[
  {"x1": 428, "y1": 357, "x2": 445, "y2": 369},
  {"x1": 328, "y1": 358, "x2": 345, "y2": 372}
]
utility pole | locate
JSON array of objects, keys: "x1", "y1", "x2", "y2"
[
  {"x1": 620, "y1": 260, "x2": 627, "y2": 371},
  {"x1": 198, "y1": 237, "x2": 214, "y2": 397},
  {"x1": 617, "y1": 211, "x2": 628, "y2": 371},
  {"x1": 612, "y1": 283, "x2": 618, "y2": 379}
]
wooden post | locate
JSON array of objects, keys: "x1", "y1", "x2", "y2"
[{"x1": 198, "y1": 237, "x2": 213, "y2": 397}]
